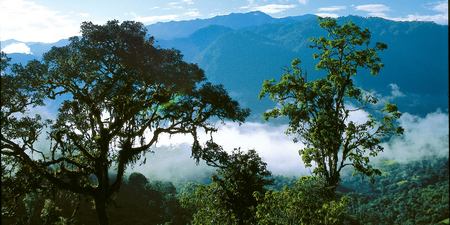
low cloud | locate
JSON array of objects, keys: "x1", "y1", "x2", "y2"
[
  {"x1": 132, "y1": 109, "x2": 448, "y2": 180},
  {"x1": 127, "y1": 144, "x2": 215, "y2": 183},
  {"x1": 1, "y1": 42, "x2": 32, "y2": 54},
  {"x1": 138, "y1": 122, "x2": 309, "y2": 177},
  {"x1": 28, "y1": 103, "x2": 448, "y2": 181},
  {"x1": 315, "y1": 13, "x2": 339, "y2": 18},
  {"x1": 378, "y1": 110, "x2": 449, "y2": 162}
]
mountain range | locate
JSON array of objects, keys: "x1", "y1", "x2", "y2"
[{"x1": 1, "y1": 11, "x2": 448, "y2": 118}]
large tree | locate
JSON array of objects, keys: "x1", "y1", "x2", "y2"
[
  {"x1": 181, "y1": 143, "x2": 272, "y2": 225},
  {"x1": 1, "y1": 20, "x2": 249, "y2": 225},
  {"x1": 259, "y1": 18, "x2": 403, "y2": 194}
]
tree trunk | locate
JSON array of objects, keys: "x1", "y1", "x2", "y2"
[{"x1": 94, "y1": 196, "x2": 109, "y2": 225}]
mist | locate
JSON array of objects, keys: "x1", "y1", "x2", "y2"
[
  {"x1": 130, "y1": 110, "x2": 448, "y2": 181},
  {"x1": 27, "y1": 98, "x2": 448, "y2": 181},
  {"x1": 377, "y1": 110, "x2": 449, "y2": 162}
]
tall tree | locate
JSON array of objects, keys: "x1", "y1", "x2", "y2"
[
  {"x1": 259, "y1": 18, "x2": 403, "y2": 194},
  {"x1": 181, "y1": 143, "x2": 272, "y2": 225},
  {"x1": 1, "y1": 20, "x2": 249, "y2": 225}
]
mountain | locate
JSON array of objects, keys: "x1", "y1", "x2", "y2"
[
  {"x1": 2, "y1": 12, "x2": 448, "y2": 117},
  {"x1": 1, "y1": 38, "x2": 69, "y2": 64},
  {"x1": 147, "y1": 11, "x2": 276, "y2": 40},
  {"x1": 156, "y1": 13, "x2": 448, "y2": 117}
]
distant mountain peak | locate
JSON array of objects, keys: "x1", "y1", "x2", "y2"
[{"x1": 146, "y1": 11, "x2": 276, "y2": 40}]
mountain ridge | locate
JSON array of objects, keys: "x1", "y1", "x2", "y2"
[{"x1": 2, "y1": 12, "x2": 447, "y2": 117}]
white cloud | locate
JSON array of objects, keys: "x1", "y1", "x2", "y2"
[
  {"x1": 315, "y1": 13, "x2": 339, "y2": 18},
  {"x1": 318, "y1": 6, "x2": 346, "y2": 12},
  {"x1": 379, "y1": 111, "x2": 449, "y2": 162},
  {"x1": 354, "y1": 4, "x2": 390, "y2": 17},
  {"x1": 150, "y1": 122, "x2": 308, "y2": 176},
  {"x1": 1, "y1": 42, "x2": 32, "y2": 54},
  {"x1": 387, "y1": 1, "x2": 448, "y2": 25},
  {"x1": 389, "y1": 83, "x2": 405, "y2": 98},
  {"x1": 133, "y1": 109, "x2": 448, "y2": 179},
  {"x1": 389, "y1": 14, "x2": 448, "y2": 25},
  {"x1": 298, "y1": 0, "x2": 308, "y2": 5},
  {"x1": 31, "y1": 103, "x2": 447, "y2": 180},
  {"x1": 363, "y1": 83, "x2": 406, "y2": 107},
  {"x1": 242, "y1": 4, "x2": 296, "y2": 14},
  {"x1": 0, "y1": 0, "x2": 82, "y2": 43},
  {"x1": 432, "y1": 1, "x2": 448, "y2": 13},
  {"x1": 128, "y1": 144, "x2": 215, "y2": 182},
  {"x1": 354, "y1": 2, "x2": 448, "y2": 24}
]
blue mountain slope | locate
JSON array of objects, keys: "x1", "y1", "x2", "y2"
[
  {"x1": 1, "y1": 38, "x2": 69, "y2": 65},
  {"x1": 161, "y1": 15, "x2": 448, "y2": 116},
  {"x1": 147, "y1": 11, "x2": 275, "y2": 40},
  {"x1": 3, "y1": 12, "x2": 448, "y2": 117},
  {"x1": 156, "y1": 25, "x2": 233, "y2": 62}
]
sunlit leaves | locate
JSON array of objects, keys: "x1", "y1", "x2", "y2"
[{"x1": 260, "y1": 17, "x2": 403, "y2": 192}]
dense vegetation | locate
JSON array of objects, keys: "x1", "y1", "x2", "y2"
[
  {"x1": 2, "y1": 156, "x2": 448, "y2": 224},
  {"x1": 1, "y1": 17, "x2": 448, "y2": 225},
  {"x1": 344, "y1": 157, "x2": 449, "y2": 225}
]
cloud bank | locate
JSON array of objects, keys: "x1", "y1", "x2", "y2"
[
  {"x1": 378, "y1": 111, "x2": 449, "y2": 162},
  {"x1": 130, "y1": 110, "x2": 448, "y2": 181},
  {"x1": 1, "y1": 42, "x2": 32, "y2": 54}
]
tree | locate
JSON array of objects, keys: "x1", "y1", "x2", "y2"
[
  {"x1": 181, "y1": 143, "x2": 272, "y2": 225},
  {"x1": 259, "y1": 18, "x2": 403, "y2": 194},
  {"x1": 1, "y1": 20, "x2": 249, "y2": 225},
  {"x1": 256, "y1": 176, "x2": 349, "y2": 225}
]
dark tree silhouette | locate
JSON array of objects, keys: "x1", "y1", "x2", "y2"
[
  {"x1": 182, "y1": 142, "x2": 272, "y2": 225},
  {"x1": 0, "y1": 20, "x2": 249, "y2": 225}
]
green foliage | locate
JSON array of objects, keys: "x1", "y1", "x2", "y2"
[
  {"x1": 344, "y1": 157, "x2": 449, "y2": 225},
  {"x1": 256, "y1": 176, "x2": 349, "y2": 225},
  {"x1": 1, "y1": 20, "x2": 248, "y2": 225},
  {"x1": 181, "y1": 147, "x2": 272, "y2": 225},
  {"x1": 40, "y1": 199, "x2": 71, "y2": 225},
  {"x1": 266, "y1": 175, "x2": 297, "y2": 191},
  {"x1": 181, "y1": 183, "x2": 239, "y2": 225},
  {"x1": 260, "y1": 17, "x2": 403, "y2": 190}
]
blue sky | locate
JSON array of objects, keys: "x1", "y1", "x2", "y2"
[{"x1": 0, "y1": 0, "x2": 448, "y2": 43}]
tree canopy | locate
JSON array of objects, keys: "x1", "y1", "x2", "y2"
[
  {"x1": 0, "y1": 20, "x2": 249, "y2": 225},
  {"x1": 181, "y1": 144, "x2": 272, "y2": 225},
  {"x1": 260, "y1": 17, "x2": 403, "y2": 192}
]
